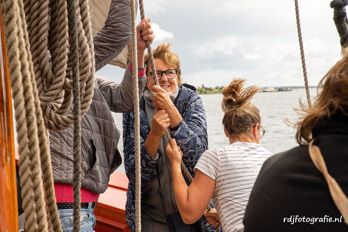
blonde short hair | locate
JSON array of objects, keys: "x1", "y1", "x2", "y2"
[{"x1": 145, "y1": 43, "x2": 182, "y2": 85}]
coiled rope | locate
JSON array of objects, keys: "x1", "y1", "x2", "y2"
[
  {"x1": 1, "y1": 0, "x2": 95, "y2": 231},
  {"x1": 1, "y1": 0, "x2": 61, "y2": 230},
  {"x1": 23, "y1": 0, "x2": 95, "y2": 130},
  {"x1": 294, "y1": 0, "x2": 312, "y2": 107},
  {"x1": 23, "y1": 0, "x2": 95, "y2": 229}
]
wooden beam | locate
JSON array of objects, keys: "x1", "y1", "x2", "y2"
[{"x1": 0, "y1": 9, "x2": 19, "y2": 232}]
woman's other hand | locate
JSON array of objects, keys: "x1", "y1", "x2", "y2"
[
  {"x1": 204, "y1": 208, "x2": 221, "y2": 229},
  {"x1": 165, "y1": 138, "x2": 182, "y2": 166}
]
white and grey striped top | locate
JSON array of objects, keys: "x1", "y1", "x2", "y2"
[{"x1": 195, "y1": 141, "x2": 272, "y2": 232}]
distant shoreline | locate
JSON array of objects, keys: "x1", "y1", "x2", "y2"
[{"x1": 196, "y1": 86, "x2": 316, "y2": 95}]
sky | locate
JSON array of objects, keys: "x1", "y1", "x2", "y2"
[{"x1": 97, "y1": 0, "x2": 343, "y2": 87}]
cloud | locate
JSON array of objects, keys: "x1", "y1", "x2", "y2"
[
  {"x1": 245, "y1": 53, "x2": 262, "y2": 60},
  {"x1": 143, "y1": 0, "x2": 169, "y2": 15},
  {"x1": 152, "y1": 23, "x2": 174, "y2": 43},
  {"x1": 184, "y1": 36, "x2": 341, "y2": 87},
  {"x1": 190, "y1": 36, "x2": 243, "y2": 58},
  {"x1": 214, "y1": 0, "x2": 255, "y2": 14},
  {"x1": 98, "y1": 0, "x2": 343, "y2": 88}
]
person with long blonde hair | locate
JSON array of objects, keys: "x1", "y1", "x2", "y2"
[
  {"x1": 243, "y1": 57, "x2": 348, "y2": 232},
  {"x1": 165, "y1": 79, "x2": 272, "y2": 231}
]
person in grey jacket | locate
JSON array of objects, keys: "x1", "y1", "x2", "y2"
[{"x1": 48, "y1": 0, "x2": 154, "y2": 231}]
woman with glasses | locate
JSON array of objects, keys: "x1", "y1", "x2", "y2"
[
  {"x1": 123, "y1": 43, "x2": 213, "y2": 231},
  {"x1": 165, "y1": 79, "x2": 272, "y2": 232}
]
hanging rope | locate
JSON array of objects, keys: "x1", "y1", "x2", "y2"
[
  {"x1": 18, "y1": 0, "x2": 63, "y2": 230},
  {"x1": 21, "y1": 0, "x2": 95, "y2": 229},
  {"x1": 308, "y1": 141, "x2": 348, "y2": 224},
  {"x1": 294, "y1": 0, "x2": 312, "y2": 107},
  {"x1": 67, "y1": 0, "x2": 82, "y2": 230},
  {"x1": 1, "y1": 0, "x2": 61, "y2": 230},
  {"x1": 138, "y1": 0, "x2": 159, "y2": 86},
  {"x1": 23, "y1": 0, "x2": 95, "y2": 130},
  {"x1": 130, "y1": 0, "x2": 141, "y2": 231}
]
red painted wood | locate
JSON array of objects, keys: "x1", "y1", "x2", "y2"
[{"x1": 95, "y1": 171, "x2": 130, "y2": 232}]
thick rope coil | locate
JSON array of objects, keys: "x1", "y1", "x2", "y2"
[
  {"x1": 23, "y1": 0, "x2": 95, "y2": 130},
  {"x1": 18, "y1": 0, "x2": 62, "y2": 230},
  {"x1": 2, "y1": 1, "x2": 39, "y2": 230},
  {"x1": 294, "y1": 0, "x2": 312, "y2": 107},
  {"x1": 1, "y1": 0, "x2": 62, "y2": 231},
  {"x1": 2, "y1": 0, "x2": 95, "y2": 230}
]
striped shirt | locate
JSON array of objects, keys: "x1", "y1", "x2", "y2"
[{"x1": 195, "y1": 141, "x2": 272, "y2": 232}]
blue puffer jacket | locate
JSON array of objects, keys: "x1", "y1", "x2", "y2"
[{"x1": 123, "y1": 84, "x2": 214, "y2": 231}]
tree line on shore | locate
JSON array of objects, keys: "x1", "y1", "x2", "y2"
[{"x1": 196, "y1": 85, "x2": 315, "y2": 94}]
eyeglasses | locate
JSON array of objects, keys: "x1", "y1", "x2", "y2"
[
  {"x1": 259, "y1": 125, "x2": 266, "y2": 139},
  {"x1": 147, "y1": 69, "x2": 177, "y2": 80}
]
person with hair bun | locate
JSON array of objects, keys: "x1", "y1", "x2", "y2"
[
  {"x1": 243, "y1": 57, "x2": 348, "y2": 232},
  {"x1": 165, "y1": 79, "x2": 272, "y2": 232}
]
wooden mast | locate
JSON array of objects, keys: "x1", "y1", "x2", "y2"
[{"x1": 0, "y1": 8, "x2": 19, "y2": 232}]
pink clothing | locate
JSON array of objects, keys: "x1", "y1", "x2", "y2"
[{"x1": 55, "y1": 183, "x2": 99, "y2": 203}]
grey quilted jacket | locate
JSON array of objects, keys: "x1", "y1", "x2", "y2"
[{"x1": 49, "y1": 0, "x2": 146, "y2": 194}]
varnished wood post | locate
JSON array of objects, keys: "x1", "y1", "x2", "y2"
[{"x1": 0, "y1": 8, "x2": 19, "y2": 232}]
